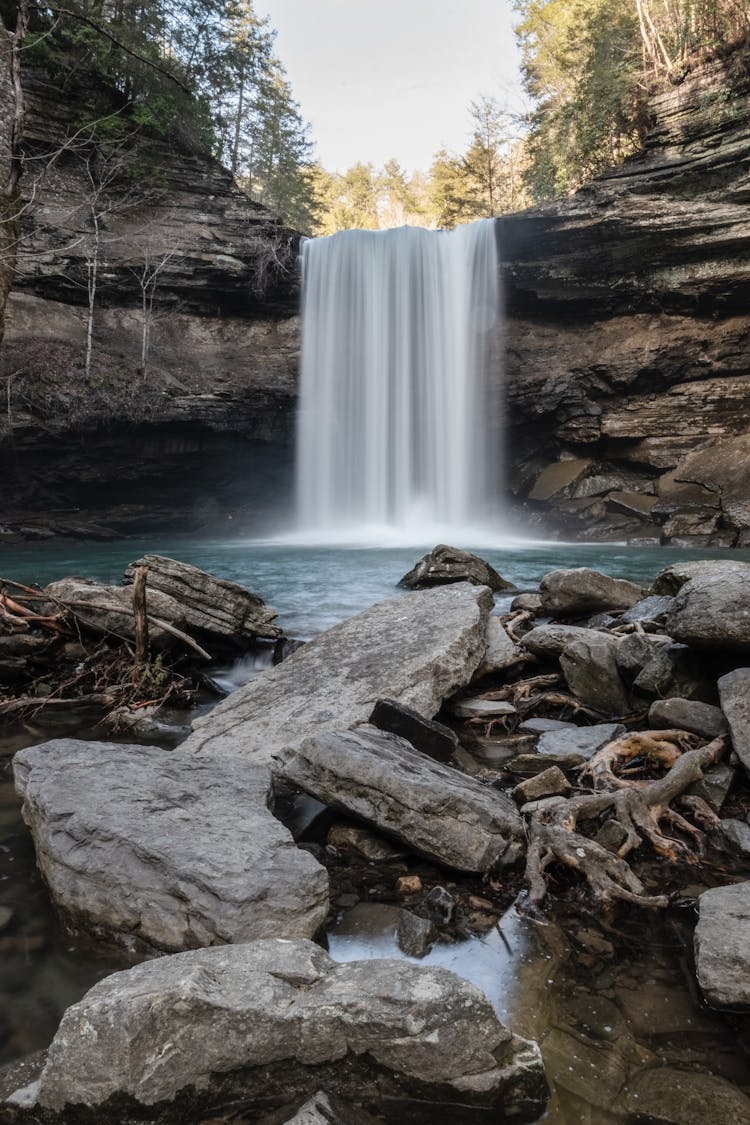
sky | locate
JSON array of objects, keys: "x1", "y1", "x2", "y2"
[{"x1": 253, "y1": 0, "x2": 527, "y2": 175}]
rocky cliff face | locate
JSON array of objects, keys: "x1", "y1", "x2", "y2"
[
  {"x1": 3, "y1": 54, "x2": 750, "y2": 544},
  {"x1": 501, "y1": 53, "x2": 750, "y2": 545},
  {"x1": 1, "y1": 67, "x2": 301, "y2": 539}
]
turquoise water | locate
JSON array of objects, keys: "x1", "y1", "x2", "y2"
[{"x1": 3, "y1": 535, "x2": 750, "y2": 639}]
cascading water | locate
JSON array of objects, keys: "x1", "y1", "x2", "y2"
[{"x1": 296, "y1": 219, "x2": 503, "y2": 543}]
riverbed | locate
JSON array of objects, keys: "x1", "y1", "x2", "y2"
[{"x1": 2, "y1": 536, "x2": 750, "y2": 1122}]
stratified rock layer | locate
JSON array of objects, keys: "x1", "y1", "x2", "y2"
[
  {"x1": 123, "y1": 553, "x2": 281, "y2": 645},
  {"x1": 13, "y1": 741, "x2": 328, "y2": 950},
  {"x1": 181, "y1": 583, "x2": 493, "y2": 766},
  {"x1": 30, "y1": 940, "x2": 547, "y2": 1121},
  {"x1": 279, "y1": 728, "x2": 524, "y2": 872}
]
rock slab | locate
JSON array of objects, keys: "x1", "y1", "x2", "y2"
[
  {"x1": 182, "y1": 583, "x2": 494, "y2": 766},
  {"x1": 124, "y1": 553, "x2": 281, "y2": 644},
  {"x1": 30, "y1": 939, "x2": 547, "y2": 1120},
  {"x1": 695, "y1": 882, "x2": 750, "y2": 1010},
  {"x1": 279, "y1": 728, "x2": 524, "y2": 873},
  {"x1": 13, "y1": 740, "x2": 328, "y2": 951}
]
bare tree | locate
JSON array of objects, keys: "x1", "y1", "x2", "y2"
[{"x1": 128, "y1": 236, "x2": 177, "y2": 379}]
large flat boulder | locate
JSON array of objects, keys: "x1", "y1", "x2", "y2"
[
  {"x1": 13, "y1": 741, "x2": 328, "y2": 951},
  {"x1": 182, "y1": 583, "x2": 494, "y2": 766},
  {"x1": 124, "y1": 554, "x2": 281, "y2": 645},
  {"x1": 279, "y1": 728, "x2": 524, "y2": 873},
  {"x1": 694, "y1": 882, "x2": 750, "y2": 1010},
  {"x1": 666, "y1": 572, "x2": 750, "y2": 650},
  {"x1": 539, "y1": 568, "x2": 643, "y2": 617},
  {"x1": 24, "y1": 939, "x2": 547, "y2": 1121}
]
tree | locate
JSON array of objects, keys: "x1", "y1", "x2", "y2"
[{"x1": 514, "y1": 0, "x2": 750, "y2": 202}]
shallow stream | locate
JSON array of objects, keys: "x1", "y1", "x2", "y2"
[{"x1": 2, "y1": 536, "x2": 750, "y2": 1122}]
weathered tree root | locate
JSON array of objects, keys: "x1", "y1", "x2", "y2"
[
  {"x1": 520, "y1": 736, "x2": 726, "y2": 909},
  {"x1": 579, "y1": 729, "x2": 700, "y2": 790}
]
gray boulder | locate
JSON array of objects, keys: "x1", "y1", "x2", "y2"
[
  {"x1": 719, "y1": 669, "x2": 750, "y2": 776},
  {"x1": 520, "y1": 624, "x2": 603, "y2": 660},
  {"x1": 648, "y1": 698, "x2": 727, "y2": 739},
  {"x1": 278, "y1": 728, "x2": 524, "y2": 873},
  {"x1": 28, "y1": 939, "x2": 547, "y2": 1120},
  {"x1": 182, "y1": 584, "x2": 493, "y2": 767},
  {"x1": 398, "y1": 544, "x2": 515, "y2": 592},
  {"x1": 666, "y1": 572, "x2": 750, "y2": 651},
  {"x1": 695, "y1": 882, "x2": 750, "y2": 1010},
  {"x1": 617, "y1": 634, "x2": 713, "y2": 701},
  {"x1": 539, "y1": 568, "x2": 643, "y2": 618},
  {"x1": 560, "y1": 634, "x2": 633, "y2": 717},
  {"x1": 13, "y1": 741, "x2": 328, "y2": 951},
  {"x1": 650, "y1": 558, "x2": 750, "y2": 596},
  {"x1": 124, "y1": 554, "x2": 281, "y2": 645},
  {"x1": 537, "y1": 723, "x2": 625, "y2": 762},
  {"x1": 474, "y1": 615, "x2": 523, "y2": 676},
  {"x1": 615, "y1": 632, "x2": 672, "y2": 682}
]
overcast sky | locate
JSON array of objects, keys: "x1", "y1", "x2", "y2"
[{"x1": 253, "y1": 0, "x2": 526, "y2": 174}]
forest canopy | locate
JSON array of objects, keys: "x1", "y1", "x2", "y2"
[{"x1": 4, "y1": 0, "x2": 750, "y2": 233}]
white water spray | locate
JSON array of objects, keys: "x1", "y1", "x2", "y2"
[{"x1": 295, "y1": 220, "x2": 503, "y2": 544}]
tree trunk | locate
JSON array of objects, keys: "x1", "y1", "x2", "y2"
[{"x1": 132, "y1": 564, "x2": 149, "y2": 665}]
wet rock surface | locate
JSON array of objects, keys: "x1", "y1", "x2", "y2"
[
  {"x1": 13, "y1": 939, "x2": 547, "y2": 1122},
  {"x1": 13, "y1": 740, "x2": 328, "y2": 950},
  {"x1": 279, "y1": 728, "x2": 524, "y2": 873},
  {"x1": 181, "y1": 583, "x2": 493, "y2": 767}
]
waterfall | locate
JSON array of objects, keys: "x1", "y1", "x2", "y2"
[{"x1": 295, "y1": 219, "x2": 502, "y2": 543}]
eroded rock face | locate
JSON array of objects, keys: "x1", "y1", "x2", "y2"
[
  {"x1": 13, "y1": 741, "x2": 328, "y2": 950},
  {"x1": 504, "y1": 59, "x2": 750, "y2": 545},
  {"x1": 521, "y1": 624, "x2": 604, "y2": 660},
  {"x1": 29, "y1": 940, "x2": 548, "y2": 1121},
  {"x1": 540, "y1": 569, "x2": 643, "y2": 618},
  {"x1": 278, "y1": 728, "x2": 524, "y2": 873},
  {"x1": 123, "y1": 554, "x2": 281, "y2": 645},
  {"x1": 398, "y1": 544, "x2": 515, "y2": 592},
  {"x1": 695, "y1": 882, "x2": 750, "y2": 1011},
  {"x1": 181, "y1": 583, "x2": 493, "y2": 767}
]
